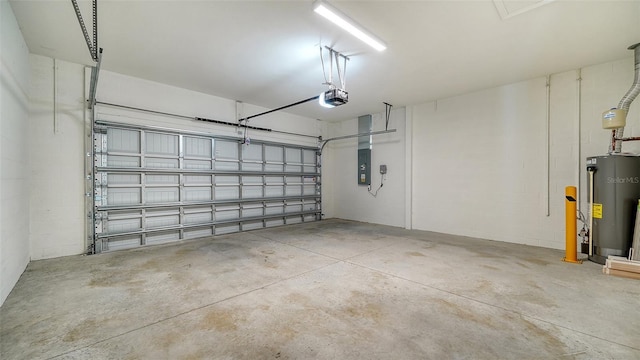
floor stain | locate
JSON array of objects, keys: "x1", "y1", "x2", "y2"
[
  {"x1": 471, "y1": 251, "x2": 506, "y2": 259},
  {"x1": 522, "y1": 257, "x2": 551, "y2": 266},
  {"x1": 62, "y1": 318, "x2": 98, "y2": 342},
  {"x1": 140, "y1": 258, "x2": 162, "y2": 271},
  {"x1": 285, "y1": 293, "x2": 313, "y2": 307},
  {"x1": 406, "y1": 251, "x2": 426, "y2": 257},
  {"x1": 344, "y1": 303, "x2": 383, "y2": 322},
  {"x1": 521, "y1": 317, "x2": 567, "y2": 353},
  {"x1": 481, "y1": 264, "x2": 500, "y2": 271},
  {"x1": 475, "y1": 279, "x2": 493, "y2": 292},
  {"x1": 200, "y1": 308, "x2": 241, "y2": 332},
  {"x1": 340, "y1": 291, "x2": 383, "y2": 324},
  {"x1": 433, "y1": 298, "x2": 498, "y2": 329}
]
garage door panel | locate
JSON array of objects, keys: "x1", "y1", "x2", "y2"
[
  {"x1": 266, "y1": 219, "x2": 284, "y2": 227},
  {"x1": 216, "y1": 206, "x2": 240, "y2": 221},
  {"x1": 107, "y1": 128, "x2": 140, "y2": 153},
  {"x1": 265, "y1": 204, "x2": 284, "y2": 215},
  {"x1": 184, "y1": 212, "x2": 212, "y2": 225},
  {"x1": 94, "y1": 121, "x2": 320, "y2": 252},
  {"x1": 146, "y1": 174, "x2": 179, "y2": 185},
  {"x1": 146, "y1": 215, "x2": 180, "y2": 229},
  {"x1": 242, "y1": 186, "x2": 262, "y2": 198},
  {"x1": 108, "y1": 174, "x2": 140, "y2": 185},
  {"x1": 242, "y1": 144, "x2": 262, "y2": 161},
  {"x1": 242, "y1": 206, "x2": 263, "y2": 218},
  {"x1": 185, "y1": 187, "x2": 212, "y2": 201},
  {"x1": 146, "y1": 187, "x2": 179, "y2": 203},
  {"x1": 107, "y1": 235, "x2": 142, "y2": 251},
  {"x1": 214, "y1": 186, "x2": 239, "y2": 200},
  {"x1": 215, "y1": 140, "x2": 238, "y2": 160},
  {"x1": 184, "y1": 137, "x2": 211, "y2": 158},
  {"x1": 146, "y1": 157, "x2": 179, "y2": 169},
  {"x1": 184, "y1": 175, "x2": 212, "y2": 185},
  {"x1": 265, "y1": 146, "x2": 283, "y2": 161},
  {"x1": 215, "y1": 223, "x2": 239, "y2": 235},
  {"x1": 107, "y1": 188, "x2": 141, "y2": 205},
  {"x1": 265, "y1": 186, "x2": 284, "y2": 197},
  {"x1": 241, "y1": 163, "x2": 262, "y2": 171},
  {"x1": 184, "y1": 227, "x2": 213, "y2": 239},
  {"x1": 107, "y1": 218, "x2": 141, "y2": 233},
  {"x1": 146, "y1": 230, "x2": 180, "y2": 245},
  {"x1": 146, "y1": 132, "x2": 178, "y2": 156},
  {"x1": 184, "y1": 159, "x2": 212, "y2": 170},
  {"x1": 242, "y1": 221, "x2": 263, "y2": 231},
  {"x1": 107, "y1": 155, "x2": 140, "y2": 168}
]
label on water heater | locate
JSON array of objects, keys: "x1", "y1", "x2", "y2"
[{"x1": 593, "y1": 203, "x2": 603, "y2": 219}]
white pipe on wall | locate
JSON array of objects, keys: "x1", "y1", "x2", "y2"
[
  {"x1": 545, "y1": 75, "x2": 550, "y2": 217},
  {"x1": 576, "y1": 69, "x2": 582, "y2": 212},
  {"x1": 53, "y1": 58, "x2": 58, "y2": 134}
]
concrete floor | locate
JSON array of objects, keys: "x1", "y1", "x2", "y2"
[{"x1": 1, "y1": 219, "x2": 639, "y2": 359}]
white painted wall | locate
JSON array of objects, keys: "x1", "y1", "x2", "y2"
[
  {"x1": 323, "y1": 108, "x2": 406, "y2": 227},
  {"x1": 409, "y1": 57, "x2": 639, "y2": 250},
  {"x1": 29, "y1": 55, "x2": 87, "y2": 259},
  {"x1": 1, "y1": 0, "x2": 31, "y2": 305},
  {"x1": 27, "y1": 60, "x2": 321, "y2": 260}
]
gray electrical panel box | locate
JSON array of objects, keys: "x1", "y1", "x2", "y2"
[
  {"x1": 358, "y1": 149, "x2": 371, "y2": 185},
  {"x1": 587, "y1": 155, "x2": 640, "y2": 264},
  {"x1": 357, "y1": 114, "x2": 372, "y2": 186}
]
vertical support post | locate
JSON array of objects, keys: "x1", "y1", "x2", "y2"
[{"x1": 564, "y1": 186, "x2": 582, "y2": 264}]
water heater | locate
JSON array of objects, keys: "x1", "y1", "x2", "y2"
[{"x1": 587, "y1": 155, "x2": 640, "y2": 264}]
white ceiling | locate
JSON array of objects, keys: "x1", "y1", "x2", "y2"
[{"x1": 9, "y1": 0, "x2": 640, "y2": 122}]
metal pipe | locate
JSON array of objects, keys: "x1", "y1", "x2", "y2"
[
  {"x1": 613, "y1": 42, "x2": 640, "y2": 153},
  {"x1": 53, "y1": 58, "x2": 58, "y2": 134},
  {"x1": 618, "y1": 43, "x2": 640, "y2": 111},
  {"x1": 576, "y1": 69, "x2": 582, "y2": 213},
  {"x1": 320, "y1": 129, "x2": 397, "y2": 151},
  {"x1": 239, "y1": 95, "x2": 320, "y2": 122},
  {"x1": 545, "y1": 75, "x2": 550, "y2": 217},
  {"x1": 620, "y1": 136, "x2": 640, "y2": 141}
]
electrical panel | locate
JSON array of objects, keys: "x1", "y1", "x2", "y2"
[{"x1": 358, "y1": 149, "x2": 371, "y2": 185}]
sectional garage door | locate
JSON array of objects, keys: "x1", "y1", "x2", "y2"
[{"x1": 92, "y1": 121, "x2": 321, "y2": 252}]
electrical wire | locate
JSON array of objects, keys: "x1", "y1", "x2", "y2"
[
  {"x1": 578, "y1": 209, "x2": 587, "y2": 225},
  {"x1": 368, "y1": 173, "x2": 385, "y2": 197}
]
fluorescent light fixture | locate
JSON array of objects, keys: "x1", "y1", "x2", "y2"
[{"x1": 313, "y1": 0, "x2": 387, "y2": 51}]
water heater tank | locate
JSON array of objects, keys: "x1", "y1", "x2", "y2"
[{"x1": 587, "y1": 155, "x2": 640, "y2": 264}]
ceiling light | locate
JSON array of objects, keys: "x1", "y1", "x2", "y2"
[{"x1": 313, "y1": 0, "x2": 387, "y2": 52}]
